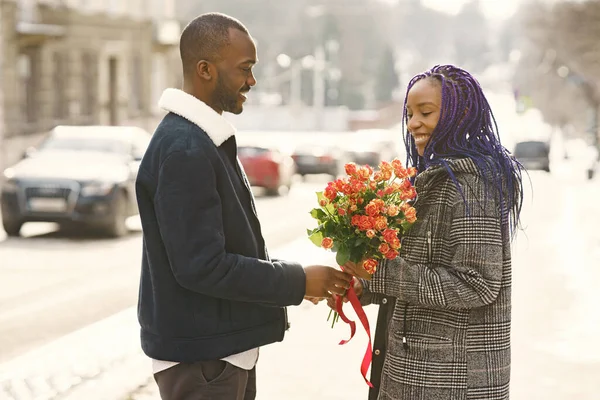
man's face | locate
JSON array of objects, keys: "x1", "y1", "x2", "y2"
[{"x1": 211, "y1": 28, "x2": 258, "y2": 115}]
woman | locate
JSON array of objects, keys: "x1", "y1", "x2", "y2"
[{"x1": 341, "y1": 65, "x2": 524, "y2": 400}]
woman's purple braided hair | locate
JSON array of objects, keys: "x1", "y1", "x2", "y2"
[{"x1": 402, "y1": 65, "x2": 524, "y2": 235}]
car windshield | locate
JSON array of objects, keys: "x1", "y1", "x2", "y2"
[
  {"x1": 239, "y1": 147, "x2": 270, "y2": 157},
  {"x1": 514, "y1": 142, "x2": 548, "y2": 158},
  {"x1": 39, "y1": 136, "x2": 129, "y2": 154}
]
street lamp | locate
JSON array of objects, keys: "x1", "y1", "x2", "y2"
[{"x1": 276, "y1": 53, "x2": 318, "y2": 108}]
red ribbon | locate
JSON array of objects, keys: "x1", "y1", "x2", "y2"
[{"x1": 335, "y1": 279, "x2": 374, "y2": 388}]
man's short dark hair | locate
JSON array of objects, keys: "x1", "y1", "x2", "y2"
[{"x1": 180, "y1": 12, "x2": 249, "y2": 78}]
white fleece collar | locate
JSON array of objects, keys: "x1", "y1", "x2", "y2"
[{"x1": 158, "y1": 88, "x2": 236, "y2": 147}]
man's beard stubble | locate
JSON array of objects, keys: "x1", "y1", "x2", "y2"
[{"x1": 214, "y1": 75, "x2": 242, "y2": 115}]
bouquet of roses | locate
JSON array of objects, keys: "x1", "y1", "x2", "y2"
[
  {"x1": 306, "y1": 159, "x2": 418, "y2": 387},
  {"x1": 307, "y1": 159, "x2": 418, "y2": 325}
]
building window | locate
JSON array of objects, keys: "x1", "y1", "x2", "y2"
[
  {"x1": 53, "y1": 52, "x2": 68, "y2": 120},
  {"x1": 130, "y1": 54, "x2": 143, "y2": 112},
  {"x1": 19, "y1": 48, "x2": 40, "y2": 124},
  {"x1": 81, "y1": 52, "x2": 96, "y2": 117}
]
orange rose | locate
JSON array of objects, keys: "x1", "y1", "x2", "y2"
[
  {"x1": 400, "y1": 187, "x2": 417, "y2": 201},
  {"x1": 408, "y1": 167, "x2": 418, "y2": 177},
  {"x1": 319, "y1": 199, "x2": 328, "y2": 207},
  {"x1": 382, "y1": 228, "x2": 398, "y2": 244},
  {"x1": 394, "y1": 167, "x2": 408, "y2": 179},
  {"x1": 324, "y1": 186, "x2": 337, "y2": 200},
  {"x1": 334, "y1": 179, "x2": 346, "y2": 192},
  {"x1": 358, "y1": 165, "x2": 373, "y2": 180},
  {"x1": 358, "y1": 216, "x2": 375, "y2": 231},
  {"x1": 385, "y1": 249, "x2": 399, "y2": 260},
  {"x1": 373, "y1": 199, "x2": 385, "y2": 210},
  {"x1": 350, "y1": 204, "x2": 358, "y2": 212},
  {"x1": 365, "y1": 202, "x2": 380, "y2": 217},
  {"x1": 362, "y1": 259, "x2": 378, "y2": 274},
  {"x1": 374, "y1": 216, "x2": 388, "y2": 231},
  {"x1": 338, "y1": 207, "x2": 347, "y2": 216},
  {"x1": 366, "y1": 229, "x2": 376, "y2": 239},
  {"x1": 391, "y1": 159, "x2": 403, "y2": 170},
  {"x1": 387, "y1": 205, "x2": 400, "y2": 217},
  {"x1": 373, "y1": 171, "x2": 385, "y2": 182},
  {"x1": 351, "y1": 215, "x2": 361, "y2": 227},
  {"x1": 389, "y1": 237, "x2": 401, "y2": 249},
  {"x1": 321, "y1": 237, "x2": 334, "y2": 249},
  {"x1": 345, "y1": 162, "x2": 358, "y2": 176},
  {"x1": 378, "y1": 243, "x2": 390, "y2": 254},
  {"x1": 379, "y1": 160, "x2": 393, "y2": 173},
  {"x1": 404, "y1": 206, "x2": 417, "y2": 223}
]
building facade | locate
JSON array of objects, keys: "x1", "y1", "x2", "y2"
[{"x1": 0, "y1": 0, "x2": 180, "y2": 142}]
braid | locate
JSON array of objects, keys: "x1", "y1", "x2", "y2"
[{"x1": 402, "y1": 65, "x2": 524, "y2": 236}]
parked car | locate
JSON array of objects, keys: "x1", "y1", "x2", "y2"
[
  {"x1": 1, "y1": 125, "x2": 152, "y2": 237},
  {"x1": 346, "y1": 129, "x2": 402, "y2": 167},
  {"x1": 292, "y1": 143, "x2": 354, "y2": 178},
  {"x1": 238, "y1": 145, "x2": 295, "y2": 196},
  {"x1": 513, "y1": 140, "x2": 551, "y2": 172}
]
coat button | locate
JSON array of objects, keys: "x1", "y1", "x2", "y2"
[
  {"x1": 382, "y1": 298, "x2": 388, "y2": 304},
  {"x1": 374, "y1": 349, "x2": 381, "y2": 356}
]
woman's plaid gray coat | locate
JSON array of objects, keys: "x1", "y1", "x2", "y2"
[{"x1": 362, "y1": 158, "x2": 512, "y2": 400}]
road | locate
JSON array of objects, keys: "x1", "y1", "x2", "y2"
[{"x1": 1, "y1": 163, "x2": 599, "y2": 399}]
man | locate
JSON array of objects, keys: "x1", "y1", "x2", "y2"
[{"x1": 135, "y1": 12, "x2": 352, "y2": 400}]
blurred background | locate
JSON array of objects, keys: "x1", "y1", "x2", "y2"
[{"x1": 0, "y1": 0, "x2": 598, "y2": 399}]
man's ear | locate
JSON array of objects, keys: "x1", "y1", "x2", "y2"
[{"x1": 196, "y1": 60, "x2": 213, "y2": 81}]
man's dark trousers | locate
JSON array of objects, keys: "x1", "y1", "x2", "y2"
[{"x1": 154, "y1": 360, "x2": 256, "y2": 400}]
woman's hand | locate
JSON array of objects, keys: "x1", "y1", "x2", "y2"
[
  {"x1": 342, "y1": 260, "x2": 373, "y2": 281},
  {"x1": 326, "y1": 278, "x2": 364, "y2": 309}
]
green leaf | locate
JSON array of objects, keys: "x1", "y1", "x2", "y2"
[
  {"x1": 308, "y1": 230, "x2": 324, "y2": 247},
  {"x1": 316, "y1": 191, "x2": 325, "y2": 203},
  {"x1": 325, "y1": 203, "x2": 336, "y2": 214},
  {"x1": 310, "y1": 208, "x2": 327, "y2": 220},
  {"x1": 336, "y1": 246, "x2": 350, "y2": 265},
  {"x1": 401, "y1": 221, "x2": 414, "y2": 232}
]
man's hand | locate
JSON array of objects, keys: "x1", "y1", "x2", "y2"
[
  {"x1": 326, "y1": 278, "x2": 364, "y2": 309},
  {"x1": 304, "y1": 296, "x2": 324, "y2": 305},
  {"x1": 304, "y1": 265, "x2": 352, "y2": 298}
]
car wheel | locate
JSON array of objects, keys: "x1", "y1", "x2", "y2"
[
  {"x1": 105, "y1": 191, "x2": 129, "y2": 238},
  {"x1": 2, "y1": 219, "x2": 23, "y2": 237},
  {"x1": 265, "y1": 186, "x2": 280, "y2": 196}
]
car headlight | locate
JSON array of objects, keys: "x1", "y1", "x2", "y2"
[{"x1": 81, "y1": 182, "x2": 115, "y2": 197}]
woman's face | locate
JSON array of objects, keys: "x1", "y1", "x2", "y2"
[{"x1": 406, "y1": 79, "x2": 442, "y2": 157}]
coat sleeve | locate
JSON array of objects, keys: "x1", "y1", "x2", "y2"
[
  {"x1": 154, "y1": 149, "x2": 306, "y2": 306},
  {"x1": 358, "y1": 278, "x2": 385, "y2": 306},
  {"x1": 368, "y1": 175, "x2": 505, "y2": 310}
]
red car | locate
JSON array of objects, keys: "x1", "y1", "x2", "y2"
[{"x1": 238, "y1": 146, "x2": 295, "y2": 196}]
